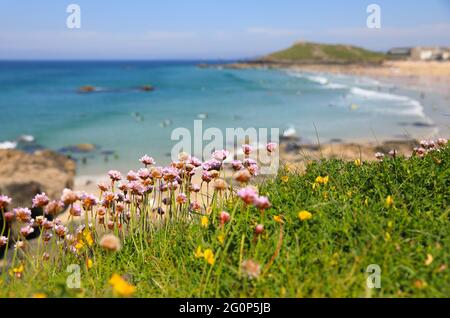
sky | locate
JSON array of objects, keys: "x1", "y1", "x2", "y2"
[{"x1": 0, "y1": 0, "x2": 449, "y2": 60}]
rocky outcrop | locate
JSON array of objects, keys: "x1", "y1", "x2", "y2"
[{"x1": 0, "y1": 149, "x2": 76, "y2": 209}]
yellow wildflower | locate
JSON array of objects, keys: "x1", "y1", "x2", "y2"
[
  {"x1": 109, "y1": 274, "x2": 136, "y2": 297},
  {"x1": 385, "y1": 195, "x2": 394, "y2": 207},
  {"x1": 10, "y1": 264, "x2": 24, "y2": 278},
  {"x1": 384, "y1": 232, "x2": 391, "y2": 242},
  {"x1": 203, "y1": 249, "x2": 215, "y2": 265},
  {"x1": 75, "y1": 240, "x2": 84, "y2": 250},
  {"x1": 201, "y1": 216, "x2": 209, "y2": 227},
  {"x1": 87, "y1": 258, "x2": 93, "y2": 269},
  {"x1": 194, "y1": 246, "x2": 203, "y2": 258},
  {"x1": 273, "y1": 215, "x2": 284, "y2": 224},
  {"x1": 218, "y1": 234, "x2": 225, "y2": 244},
  {"x1": 281, "y1": 176, "x2": 289, "y2": 183},
  {"x1": 83, "y1": 229, "x2": 94, "y2": 246},
  {"x1": 298, "y1": 210, "x2": 312, "y2": 221},
  {"x1": 32, "y1": 293, "x2": 47, "y2": 298},
  {"x1": 425, "y1": 254, "x2": 433, "y2": 266},
  {"x1": 354, "y1": 159, "x2": 361, "y2": 166}
]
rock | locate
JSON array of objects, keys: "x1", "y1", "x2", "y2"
[
  {"x1": 59, "y1": 143, "x2": 97, "y2": 153},
  {"x1": 140, "y1": 85, "x2": 154, "y2": 92},
  {"x1": 0, "y1": 149, "x2": 76, "y2": 209},
  {"x1": 78, "y1": 85, "x2": 96, "y2": 93}
]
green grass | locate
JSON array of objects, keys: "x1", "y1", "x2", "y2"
[
  {"x1": 267, "y1": 42, "x2": 386, "y2": 64},
  {"x1": 1, "y1": 146, "x2": 449, "y2": 298}
]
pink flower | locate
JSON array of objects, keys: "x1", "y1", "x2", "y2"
[
  {"x1": 138, "y1": 168, "x2": 151, "y2": 180},
  {"x1": 69, "y1": 204, "x2": 82, "y2": 217},
  {"x1": 162, "y1": 167, "x2": 179, "y2": 181},
  {"x1": 231, "y1": 160, "x2": 243, "y2": 171},
  {"x1": 237, "y1": 187, "x2": 258, "y2": 205},
  {"x1": 211, "y1": 149, "x2": 229, "y2": 161},
  {"x1": 255, "y1": 224, "x2": 264, "y2": 235},
  {"x1": 413, "y1": 147, "x2": 426, "y2": 158},
  {"x1": 375, "y1": 152, "x2": 384, "y2": 160},
  {"x1": 0, "y1": 236, "x2": 7, "y2": 247},
  {"x1": 202, "y1": 159, "x2": 222, "y2": 171},
  {"x1": 189, "y1": 183, "x2": 201, "y2": 193},
  {"x1": 176, "y1": 193, "x2": 187, "y2": 204},
  {"x1": 3, "y1": 211, "x2": 15, "y2": 222},
  {"x1": 61, "y1": 188, "x2": 79, "y2": 205},
  {"x1": 14, "y1": 207, "x2": 32, "y2": 223},
  {"x1": 44, "y1": 200, "x2": 64, "y2": 216},
  {"x1": 253, "y1": 196, "x2": 271, "y2": 211},
  {"x1": 128, "y1": 181, "x2": 145, "y2": 195},
  {"x1": 54, "y1": 224, "x2": 68, "y2": 238},
  {"x1": 97, "y1": 182, "x2": 109, "y2": 192},
  {"x1": 81, "y1": 193, "x2": 98, "y2": 209},
  {"x1": 436, "y1": 138, "x2": 448, "y2": 147},
  {"x1": 243, "y1": 158, "x2": 257, "y2": 167},
  {"x1": 108, "y1": 170, "x2": 122, "y2": 182},
  {"x1": 139, "y1": 155, "x2": 155, "y2": 166},
  {"x1": 126, "y1": 170, "x2": 139, "y2": 181},
  {"x1": 189, "y1": 201, "x2": 201, "y2": 212},
  {"x1": 242, "y1": 144, "x2": 253, "y2": 156},
  {"x1": 32, "y1": 193, "x2": 50, "y2": 208},
  {"x1": 189, "y1": 157, "x2": 202, "y2": 167},
  {"x1": 0, "y1": 194, "x2": 12, "y2": 209},
  {"x1": 247, "y1": 164, "x2": 259, "y2": 176},
  {"x1": 266, "y1": 143, "x2": 277, "y2": 153},
  {"x1": 388, "y1": 149, "x2": 397, "y2": 158},
  {"x1": 20, "y1": 225, "x2": 34, "y2": 237},
  {"x1": 219, "y1": 211, "x2": 230, "y2": 225},
  {"x1": 202, "y1": 171, "x2": 213, "y2": 183}
]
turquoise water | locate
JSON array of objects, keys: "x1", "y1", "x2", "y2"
[{"x1": 0, "y1": 61, "x2": 438, "y2": 175}]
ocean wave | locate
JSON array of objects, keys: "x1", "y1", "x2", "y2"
[
  {"x1": 325, "y1": 83, "x2": 347, "y2": 89},
  {"x1": 0, "y1": 141, "x2": 17, "y2": 149},
  {"x1": 287, "y1": 72, "x2": 329, "y2": 85},
  {"x1": 348, "y1": 87, "x2": 426, "y2": 117}
]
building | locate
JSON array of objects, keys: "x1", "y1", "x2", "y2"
[{"x1": 388, "y1": 46, "x2": 450, "y2": 61}]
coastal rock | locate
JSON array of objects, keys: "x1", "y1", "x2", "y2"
[
  {"x1": 78, "y1": 85, "x2": 96, "y2": 93},
  {"x1": 0, "y1": 149, "x2": 76, "y2": 208},
  {"x1": 139, "y1": 85, "x2": 154, "y2": 92}
]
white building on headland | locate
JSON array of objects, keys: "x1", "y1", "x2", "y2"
[{"x1": 387, "y1": 46, "x2": 450, "y2": 61}]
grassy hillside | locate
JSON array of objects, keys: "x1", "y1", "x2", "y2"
[
  {"x1": 0, "y1": 143, "x2": 448, "y2": 298},
  {"x1": 266, "y1": 42, "x2": 386, "y2": 64}
]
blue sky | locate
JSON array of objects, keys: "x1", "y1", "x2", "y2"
[{"x1": 0, "y1": 0, "x2": 449, "y2": 59}]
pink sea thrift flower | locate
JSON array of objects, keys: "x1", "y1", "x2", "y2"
[
  {"x1": 189, "y1": 201, "x2": 201, "y2": 212},
  {"x1": 81, "y1": 193, "x2": 98, "y2": 209},
  {"x1": 108, "y1": 170, "x2": 122, "y2": 182},
  {"x1": 3, "y1": 211, "x2": 15, "y2": 222},
  {"x1": 138, "y1": 168, "x2": 151, "y2": 180},
  {"x1": 61, "y1": 188, "x2": 79, "y2": 205},
  {"x1": 255, "y1": 224, "x2": 264, "y2": 235},
  {"x1": 266, "y1": 142, "x2": 277, "y2": 153},
  {"x1": 14, "y1": 240, "x2": 25, "y2": 250},
  {"x1": 253, "y1": 196, "x2": 271, "y2": 211},
  {"x1": 139, "y1": 155, "x2": 155, "y2": 166},
  {"x1": 32, "y1": 193, "x2": 49, "y2": 208},
  {"x1": 14, "y1": 207, "x2": 32, "y2": 223},
  {"x1": 202, "y1": 171, "x2": 213, "y2": 183},
  {"x1": 231, "y1": 160, "x2": 243, "y2": 171},
  {"x1": 97, "y1": 182, "x2": 109, "y2": 192},
  {"x1": 69, "y1": 204, "x2": 82, "y2": 217},
  {"x1": 54, "y1": 225, "x2": 68, "y2": 238},
  {"x1": 242, "y1": 144, "x2": 253, "y2": 156},
  {"x1": 219, "y1": 211, "x2": 230, "y2": 225},
  {"x1": 126, "y1": 170, "x2": 139, "y2": 181},
  {"x1": 176, "y1": 193, "x2": 188, "y2": 204},
  {"x1": 388, "y1": 149, "x2": 397, "y2": 158},
  {"x1": 189, "y1": 183, "x2": 201, "y2": 193},
  {"x1": 0, "y1": 195, "x2": 12, "y2": 209},
  {"x1": 375, "y1": 152, "x2": 384, "y2": 160},
  {"x1": 436, "y1": 138, "x2": 448, "y2": 147},
  {"x1": 247, "y1": 164, "x2": 259, "y2": 176},
  {"x1": 44, "y1": 200, "x2": 64, "y2": 216},
  {"x1": 243, "y1": 158, "x2": 257, "y2": 167},
  {"x1": 162, "y1": 167, "x2": 179, "y2": 181},
  {"x1": 237, "y1": 187, "x2": 258, "y2": 205},
  {"x1": 211, "y1": 149, "x2": 229, "y2": 161},
  {"x1": 0, "y1": 236, "x2": 8, "y2": 247},
  {"x1": 413, "y1": 147, "x2": 426, "y2": 158},
  {"x1": 189, "y1": 157, "x2": 202, "y2": 167},
  {"x1": 20, "y1": 225, "x2": 34, "y2": 237},
  {"x1": 202, "y1": 159, "x2": 222, "y2": 171}
]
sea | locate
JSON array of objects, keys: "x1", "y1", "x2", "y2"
[{"x1": 0, "y1": 61, "x2": 443, "y2": 176}]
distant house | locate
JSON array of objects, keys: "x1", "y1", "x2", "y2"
[
  {"x1": 387, "y1": 46, "x2": 450, "y2": 61},
  {"x1": 387, "y1": 47, "x2": 411, "y2": 57}
]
